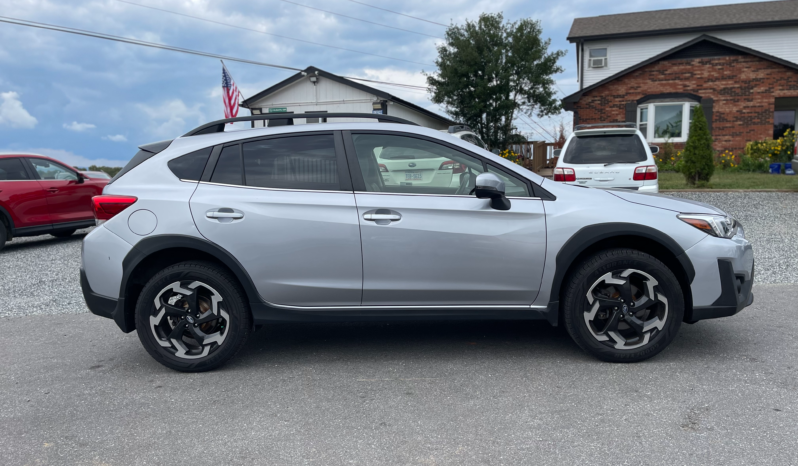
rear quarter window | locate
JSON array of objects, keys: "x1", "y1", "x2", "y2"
[
  {"x1": 168, "y1": 147, "x2": 212, "y2": 181},
  {"x1": 563, "y1": 134, "x2": 647, "y2": 164},
  {"x1": 0, "y1": 158, "x2": 30, "y2": 180}
]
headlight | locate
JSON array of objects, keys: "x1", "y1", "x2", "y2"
[{"x1": 677, "y1": 214, "x2": 738, "y2": 238}]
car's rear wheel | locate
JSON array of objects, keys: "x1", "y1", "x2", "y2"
[
  {"x1": 562, "y1": 248, "x2": 684, "y2": 362},
  {"x1": 0, "y1": 224, "x2": 7, "y2": 252},
  {"x1": 135, "y1": 261, "x2": 252, "y2": 372},
  {"x1": 51, "y1": 229, "x2": 76, "y2": 238}
]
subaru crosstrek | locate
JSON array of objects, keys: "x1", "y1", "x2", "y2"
[{"x1": 80, "y1": 113, "x2": 754, "y2": 372}]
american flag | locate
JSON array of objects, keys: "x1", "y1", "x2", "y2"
[{"x1": 222, "y1": 62, "x2": 240, "y2": 121}]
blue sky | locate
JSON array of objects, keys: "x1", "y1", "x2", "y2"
[{"x1": 0, "y1": 0, "x2": 766, "y2": 167}]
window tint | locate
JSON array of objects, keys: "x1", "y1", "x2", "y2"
[
  {"x1": 29, "y1": 158, "x2": 78, "y2": 181},
  {"x1": 487, "y1": 166, "x2": 530, "y2": 197},
  {"x1": 210, "y1": 145, "x2": 243, "y2": 185},
  {"x1": 563, "y1": 135, "x2": 647, "y2": 164},
  {"x1": 242, "y1": 135, "x2": 339, "y2": 190},
  {"x1": 352, "y1": 134, "x2": 485, "y2": 195},
  {"x1": 0, "y1": 158, "x2": 30, "y2": 181},
  {"x1": 168, "y1": 147, "x2": 212, "y2": 181}
]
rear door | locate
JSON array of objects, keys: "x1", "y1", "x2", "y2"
[
  {"x1": 0, "y1": 157, "x2": 50, "y2": 229},
  {"x1": 346, "y1": 131, "x2": 547, "y2": 306},
  {"x1": 561, "y1": 132, "x2": 648, "y2": 189},
  {"x1": 26, "y1": 157, "x2": 97, "y2": 223},
  {"x1": 189, "y1": 131, "x2": 363, "y2": 307}
]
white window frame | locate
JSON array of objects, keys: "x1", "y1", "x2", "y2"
[
  {"x1": 637, "y1": 102, "x2": 698, "y2": 143},
  {"x1": 587, "y1": 47, "x2": 609, "y2": 69}
]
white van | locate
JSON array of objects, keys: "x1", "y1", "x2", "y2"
[{"x1": 554, "y1": 123, "x2": 659, "y2": 193}]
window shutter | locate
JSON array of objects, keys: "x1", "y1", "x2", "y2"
[
  {"x1": 701, "y1": 98, "x2": 714, "y2": 135},
  {"x1": 625, "y1": 102, "x2": 637, "y2": 124}
]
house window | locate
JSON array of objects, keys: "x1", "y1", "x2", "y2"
[
  {"x1": 774, "y1": 110, "x2": 796, "y2": 139},
  {"x1": 637, "y1": 102, "x2": 698, "y2": 142},
  {"x1": 588, "y1": 48, "x2": 608, "y2": 68}
]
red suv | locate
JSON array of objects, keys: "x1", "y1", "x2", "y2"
[{"x1": 0, "y1": 153, "x2": 109, "y2": 251}]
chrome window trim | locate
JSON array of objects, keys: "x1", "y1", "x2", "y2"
[
  {"x1": 0, "y1": 179, "x2": 34, "y2": 182},
  {"x1": 354, "y1": 191, "x2": 540, "y2": 201},
  {"x1": 199, "y1": 180, "x2": 348, "y2": 194},
  {"x1": 268, "y1": 302, "x2": 549, "y2": 311}
]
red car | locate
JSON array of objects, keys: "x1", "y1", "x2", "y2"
[{"x1": 0, "y1": 153, "x2": 109, "y2": 251}]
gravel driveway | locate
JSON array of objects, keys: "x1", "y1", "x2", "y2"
[{"x1": 0, "y1": 192, "x2": 796, "y2": 319}]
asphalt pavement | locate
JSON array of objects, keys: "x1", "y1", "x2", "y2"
[{"x1": 1, "y1": 192, "x2": 797, "y2": 465}]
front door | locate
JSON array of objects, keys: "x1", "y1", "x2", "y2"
[
  {"x1": 27, "y1": 157, "x2": 96, "y2": 224},
  {"x1": 189, "y1": 132, "x2": 363, "y2": 307},
  {"x1": 347, "y1": 132, "x2": 547, "y2": 306}
]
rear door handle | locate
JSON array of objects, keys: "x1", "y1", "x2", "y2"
[
  {"x1": 206, "y1": 211, "x2": 244, "y2": 219},
  {"x1": 363, "y1": 209, "x2": 401, "y2": 225}
]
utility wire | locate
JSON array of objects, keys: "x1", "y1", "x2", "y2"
[
  {"x1": 345, "y1": 0, "x2": 449, "y2": 27},
  {"x1": 0, "y1": 16, "x2": 430, "y2": 90},
  {"x1": 518, "y1": 113, "x2": 556, "y2": 142},
  {"x1": 114, "y1": 0, "x2": 433, "y2": 67},
  {"x1": 276, "y1": 0, "x2": 443, "y2": 39}
]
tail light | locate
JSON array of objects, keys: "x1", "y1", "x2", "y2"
[
  {"x1": 439, "y1": 161, "x2": 466, "y2": 174},
  {"x1": 378, "y1": 163, "x2": 388, "y2": 173},
  {"x1": 633, "y1": 165, "x2": 658, "y2": 181},
  {"x1": 92, "y1": 195, "x2": 137, "y2": 222},
  {"x1": 553, "y1": 167, "x2": 575, "y2": 182}
]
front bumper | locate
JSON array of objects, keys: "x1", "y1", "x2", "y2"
[{"x1": 689, "y1": 259, "x2": 754, "y2": 322}]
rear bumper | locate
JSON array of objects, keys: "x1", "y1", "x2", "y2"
[
  {"x1": 80, "y1": 267, "x2": 130, "y2": 332},
  {"x1": 689, "y1": 259, "x2": 754, "y2": 322}
]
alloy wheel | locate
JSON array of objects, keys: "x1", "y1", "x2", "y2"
[
  {"x1": 149, "y1": 281, "x2": 230, "y2": 359},
  {"x1": 584, "y1": 269, "x2": 668, "y2": 350}
]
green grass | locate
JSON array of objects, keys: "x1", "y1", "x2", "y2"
[{"x1": 658, "y1": 171, "x2": 798, "y2": 190}]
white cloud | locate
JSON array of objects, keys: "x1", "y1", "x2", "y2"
[
  {"x1": 63, "y1": 121, "x2": 96, "y2": 132},
  {"x1": 103, "y1": 134, "x2": 128, "y2": 142},
  {"x1": 0, "y1": 148, "x2": 129, "y2": 168},
  {"x1": 137, "y1": 99, "x2": 205, "y2": 139},
  {"x1": 0, "y1": 92, "x2": 38, "y2": 129}
]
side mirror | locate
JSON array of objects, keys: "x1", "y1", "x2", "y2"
[
  {"x1": 649, "y1": 145, "x2": 660, "y2": 154},
  {"x1": 474, "y1": 172, "x2": 511, "y2": 211},
  {"x1": 553, "y1": 149, "x2": 562, "y2": 157},
  {"x1": 76, "y1": 172, "x2": 85, "y2": 184}
]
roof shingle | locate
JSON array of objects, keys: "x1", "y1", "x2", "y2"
[{"x1": 568, "y1": 0, "x2": 798, "y2": 41}]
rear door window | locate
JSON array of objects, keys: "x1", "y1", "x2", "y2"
[
  {"x1": 242, "y1": 135, "x2": 339, "y2": 190},
  {"x1": 0, "y1": 158, "x2": 30, "y2": 180},
  {"x1": 563, "y1": 134, "x2": 647, "y2": 164}
]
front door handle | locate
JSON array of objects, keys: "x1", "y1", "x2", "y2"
[
  {"x1": 47, "y1": 187, "x2": 59, "y2": 193},
  {"x1": 363, "y1": 209, "x2": 401, "y2": 225}
]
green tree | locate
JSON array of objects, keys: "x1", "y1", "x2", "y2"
[
  {"x1": 426, "y1": 13, "x2": 565, "y2": 150},
  {"x1": 680, "y1": 106, "x2": 715, "y2": 185}
]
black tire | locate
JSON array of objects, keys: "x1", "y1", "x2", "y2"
[
  {"x1": 562, "y1": 248, "x2": 684, "y2": 363},
  {"x1": 51, "y1": 229, "x2": 77, "y2": 238},
  {"x1": 0, "y1": 224, "x2": 6, "y2": 252},
  {"x1": 135, "y1": 261, "x2": 252, "y2": 372}
]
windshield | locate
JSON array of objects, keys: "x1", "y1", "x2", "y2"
[{"x1": 563, "y1": 134, "x2": 647, "y2": 164}]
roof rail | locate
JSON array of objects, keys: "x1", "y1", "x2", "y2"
[
  {"x1": 183, "y1": 113, "x2": 418, "y2": 137},
  {"x1": 574, "y1": 122, "x2": 637, "y2": 131},
  {"x1": 448, "y1": 124, "x2": 472, "y2": 133}
]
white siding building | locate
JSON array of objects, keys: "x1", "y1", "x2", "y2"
[{"x1": 241, "y1": 66, "x2": 454, "y2": 130}]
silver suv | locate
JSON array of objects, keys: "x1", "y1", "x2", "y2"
[{"x1": 81, "y1": 113, "x2": 754, "y2": 372}]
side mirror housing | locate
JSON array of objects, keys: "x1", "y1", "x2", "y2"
[
  {"x1": 474, "y1": 172, "x2": 511, "y2": 211},
  {"x1": 76, "y1": 172, "x2": 85, "y2": 184},
  {"x1": 649, "y1": 145, "x2": 660, "y2": 154},
  {"x1": 553, "y1": 149, "x2": 562, "y2": 157}
]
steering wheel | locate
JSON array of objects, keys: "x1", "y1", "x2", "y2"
[{"x1": 455, "y1": 169, "x2": 477, "y2": 196}]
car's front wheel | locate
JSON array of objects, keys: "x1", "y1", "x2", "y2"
[
  {"x1": 135, "y1": 261, "x2": 252, "y2": 372},
  {"x1": 562, "y1": 248, "x2": 684, "y2": 362}
]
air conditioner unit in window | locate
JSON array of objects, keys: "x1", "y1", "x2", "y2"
[{"x1": 589, "y1": 57, "x2": 607, "y2": 68}]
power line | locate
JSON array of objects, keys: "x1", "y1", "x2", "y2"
[
  {"x1": 345, "y1": 0, "x2": 449, "y2": 27},
  {"x1": 114, "y1": 0, "x2": 433, "y2": 67},
  {"x1": 0, "y1": 16, "x2": 430, "y2": 90},
  {"x1": 518, "y1": 113, "x2": 556, "y2": 142},
  {"x1": 276, "y1": 0, "x2": 443, "y2": 39}
]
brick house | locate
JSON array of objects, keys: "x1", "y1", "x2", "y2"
[{"x1": 562, "y1": 1, "x2": 798, "y2": 154}]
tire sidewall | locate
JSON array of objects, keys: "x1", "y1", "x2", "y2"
[
  {"x1": 135, "y1": 262, "x2": 250, "y2": 372},
  {"x1": 564, "y1": 250, "x2": 684, "y2": 362}
]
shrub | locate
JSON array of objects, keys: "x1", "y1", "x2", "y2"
[
  {"x1": 498, "y1": 149, "x2": 524, "y2": 166},
  {"x1": 714, "y1": 149, "x2": 739, "y2": 170},
  {"x1": 654, "y1": 142, "x2": 681, "y2": 172},
  {"x1": 745, "y1": 129, "x2": 796, "y2": 164},
  {"x1": 680, "y1": 105, "x2": 714, "y2": 185}
]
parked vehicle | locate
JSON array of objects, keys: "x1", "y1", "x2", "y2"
[
  {"x1": 554, "y1": 123, "x2": 660, "y2": 193},
  {"x1": 80, "y1": 113, "x2": 753, "y2": 372},
  {"x1": 441, "y1": 125, "x2": 488, "y2": 150},
  {"x1": 0, "y1": 154, "x2": 109, "y2": 251},
  {"x1": 81, "y1": 170, "x2": 112, "y2": 180}
]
